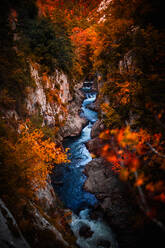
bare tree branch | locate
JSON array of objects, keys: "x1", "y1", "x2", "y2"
[{"x1": 146, "y1": 142, "x2": 165, "y2": 158}]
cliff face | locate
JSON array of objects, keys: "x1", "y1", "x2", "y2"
[
  {"x1": 26, "y1": 63, "x2": 71, "y2": 127},
  {"x1": 4, "y1": 61, "x2": 86, "y2": 140},
  {"x1": 0, "y1": 199, "x2": 30, "y2": 248},
  {"x1": 18, "y1": 65, "x2": 84, "y2": 247},
  {"x1": 84, "y1": 157, "x2": 141, "y2": 248},
  {"x1": 60, "y1": 82, "x2": 87, "y2": 138},
  {"x1": 1, "y1": 63, "x2": 84, "y2": 247}
]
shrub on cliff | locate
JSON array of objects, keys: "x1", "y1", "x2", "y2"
[{"x1": 0, "y1": 120, "x2": 69, "y2": 205}]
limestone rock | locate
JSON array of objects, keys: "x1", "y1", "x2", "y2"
[
  {"x1": 26, "y1": 64, "x2": 72, "y2": 127},
  {"x1": 86, "y1": 137, "x2": 104, "y2": 156},
  {"x1": 0, "y1": 199, "x2": 30, "y2": 248},
  {"x1": 36, "y1": 176, "x2": 57, "y2": 213},
  {"x1": 29, "y1": 202, "x2": 69, "y2": 247},
  {"x1": 83, "y1": 157, "x2": 142, "y2": 247},
  {"x1": 60, "y1": 82, "x2": 88, "y2": 137},
  {"x1": 91, "y1": 120, "x2": 105, "y2": 139}
]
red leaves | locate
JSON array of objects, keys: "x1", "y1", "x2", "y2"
[
  {"x1": 154, "y1": 193, "x2": 165, "y2": 203},
  {"x1": 101, "y1": 141, "x2": 140, "y2": 173},
  {"x1": 125, "y1": 155, "x2": 140, "y2": 172},
  {"x1": 99, "y1": 127, "x2": 163, "y2": 180},
  {"x1": 153, "y1": 133, "x2": 162, "y2": 146},
  {"x1": 37, "y1": 0, "x2": 101, "y2": 19},
  {"x1": 116, "y1": 129, "x2": 124, "y2": 144}
]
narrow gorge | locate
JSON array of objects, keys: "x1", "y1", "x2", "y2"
[
  {"x1": 53, "y1": 81, "x2": 118, "y2": 248},
  {"x1": 0, "y1": 0, "x2": 165, "y2": 248}
]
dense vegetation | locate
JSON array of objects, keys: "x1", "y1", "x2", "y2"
[
  {"x1": 0, "y1": 0, "x2": 74, "y2": 111},
  {"x1": 0, "y1": 0, "x2": 165, "y2": 246},
  {"x1": 91, "y1": 0, "x2": 165, "y2": 231},
  {"x1": 0, "y1": 0, "x2": 101, "y2": 205}
]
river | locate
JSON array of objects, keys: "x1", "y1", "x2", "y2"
[{"x1": 52, "y1": 81, "x2": 118, "y2": 248}]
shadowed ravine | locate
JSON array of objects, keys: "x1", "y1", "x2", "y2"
[{"x1": 52, "y1": 82, "x2": 118, "y2": 248}]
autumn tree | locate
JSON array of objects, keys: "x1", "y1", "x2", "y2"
[
  {"x1": 0, "y1": 121, "x2": 69, "y2": 204},
  {"x1": 91, "y1": 0, "x2": 165, "y2": 231},
  {"x1": 99, "y1": 126, "x2": 165, "y2": 230},
  {"x1": 70, "y1": 26, "x2": 99, "y2": 77}
]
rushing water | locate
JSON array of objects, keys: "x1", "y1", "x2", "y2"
[
  {"x1": 52, "y1": 82, "x2": 118, "y2": 248},
  {"x1": 53, "y1": 83, "x2": 98, "y2": 211}
]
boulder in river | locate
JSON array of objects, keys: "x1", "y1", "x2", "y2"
[
  {"x1": 91, "y1": 120, "x2": 105, "y2": 139},
  {"x1": 86, "y1": 137, "x2": 104, "y2": 156},
  {"x1": 60, "y1": 102, "x2": 88, "y2": 138},
  {"x1": 60, "y1": 81, "x2": 88, "y2": 138},
  {"x1": 79, "y1": 224, "x2": 94, "y2": 238},
  {"x1": 84, "y1": 156, "x2": 163, "y2": 248}
]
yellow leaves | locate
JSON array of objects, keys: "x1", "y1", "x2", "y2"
[
  {"x1": 120, "y1": 126, "x2": 139, "y2": 148},
  {"x1": 19, "y1": 123, "x2": 26, "y2": 132},
  {"x1": 1, "y1": 122, "x2": 69, "y2": 195},
  {"x1": 46, "y1": 89, "x2": 60, "y2": 104},
  {"x1": 116, "y1": 129, "x2": 124, "y2": 144},
  {"x1": 93, "y1": 59, "x2": 103, "y2": 70},
  {"x1": 65, "y1": 148, "x2": 70, "y2": 153},
  {"x1": 116, "y1": 80, "x2": 130, "y2": 88}
]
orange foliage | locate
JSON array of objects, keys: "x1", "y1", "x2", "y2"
[
  {"x1": 71, "y1": 27, "x2": 98, "y2": 49},
  {"x1": 18, "y1": 124, "x2": 69, "y2": 188},
  {"x1": 154, "y1": 193, "x2": 165, "y2": 203},
  {"x1": 134, "y1": 175, "x2": 145, "y2": 187},
  {"x1": 99, "y1": 124, "x2": 165, "y2": 211},
  {"x1": 110, "y1": 126, "x2": 151, "y2": 154},
  {"x1": 70, "y1": 26, "x2": 98, "y2": 72},
  {"x1": 37, "y1": 0, "x2": 101, "y2": 19},
  {"x1": 116, "y1": 81, "x2": 131, "y2": 105},
  {"x1": 0, "y1": 123, "x2": 69, "y2": 194},
  {"x1": 47, "y1": 89, "x2": 61, "y2": 104},
  {"x1": 100, "y1": 126, "x2": 163, "y2": 176}
]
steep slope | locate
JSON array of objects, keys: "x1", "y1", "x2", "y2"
[{"x1": 0, "y1": 1, "x2": 85, "y2": 247}]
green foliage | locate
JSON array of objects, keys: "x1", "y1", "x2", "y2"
[
  {"x1": 18, "y1": 16, "x2": 73, "y2": 74},
  {"x1": 0, "y1": 0, "x2": 74, "y2": 118},
  {"x1": 0, "y1": 1, "x2": 37, "y2": 113}
]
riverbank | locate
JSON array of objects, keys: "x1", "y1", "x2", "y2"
[
  {"x1": 84, "y1": 107, "x2": 165, "y2": 248},
  {"x1": 52, "y1": 81, "x2": 118, "y2": 248}
]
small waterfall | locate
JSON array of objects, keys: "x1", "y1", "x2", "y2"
[{"x1": 70, "y1": 209, "x2": 118, "y2": 248}]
